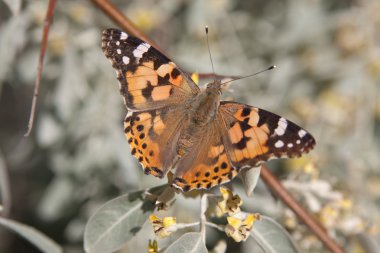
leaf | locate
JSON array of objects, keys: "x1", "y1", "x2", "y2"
[
  {"x1": 248, "y1": 216, "x2": 300, "y2": 253},
  {"x1": 239, "y1": 166, "x2": 261, "y2": 196},
  {"x1": 165, "y1": 232, "x2": 208, "y2": 253},
  {"x1": 0, "y1": 151, "x2": 11, "y2": 216},
  {"x1": 2, "y1": 0, "x2": 21, "y2": 15},
  {"x1": 84, "y1": 185, "x2": 166, "y2": 253},
  {"x1": 0, "y1": 14, "x2": 27, "y2": 93},
  {"x1": 0, "y1": 217, "x2": 63, "y2": 253},
  {"x1": 357, "y1": 233, "x2": 380, "y2": 253}
]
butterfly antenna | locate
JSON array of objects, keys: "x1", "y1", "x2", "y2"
[
  {"x1": 221, "y1": 65, "x2": 276, "y2": 86},
  {"x1": 205, "y1": 26, "x2": 216, "y2": 81}
]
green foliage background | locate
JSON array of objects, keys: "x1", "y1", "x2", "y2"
[{"x1": 0, "y1": 0, "x2": 379, "y2": 252}]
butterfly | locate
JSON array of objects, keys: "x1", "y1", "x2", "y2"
[{"x1": 102, "y1": 28, "x2": 316, "y2": 192}]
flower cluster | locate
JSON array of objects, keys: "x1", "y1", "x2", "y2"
[
  {"x1": 216, "y1": 187, "x2": 260, "y2": 242},
  {"x1": 149, "y1": 215, "x2": 177, "y2": 239}
]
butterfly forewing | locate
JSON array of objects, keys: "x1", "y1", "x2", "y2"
[
  {"x1": 102, "y1": 28, "x2": 199, "y2": 111},
  {"x1": 219, "y1": 101, "x2": 315, "y2": 169}
]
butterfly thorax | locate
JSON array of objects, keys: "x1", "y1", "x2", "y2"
[
  {"x1": 176, "y1": 83, "x2": 221, "y2": 156},
  {"x1": 189, "y1": 81, "x2": 222, "y2": 125}
]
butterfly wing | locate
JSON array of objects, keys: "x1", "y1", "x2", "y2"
[
  {"x1": 102, "y1": 28, "x2": 199, "y2": 178},
  {"x1": 124, "y1": 106, "x2": 189, "y2": 178},
  {"x1": 172, "y1": 115, "x2": 238, "y2": 192},
  {"x1": 172, "y1": 101, "x2": 315, "y2": 192},
  {"x1": 219, "y1": 101, "x2": 315, "y2": 169},
  {"x1": 102, "y1": 28, "x2": 200, "y2": 111}
]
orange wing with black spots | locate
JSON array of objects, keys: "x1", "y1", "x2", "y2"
[
  {"x1": 124, "y1": 107, "x2": 188, "y2": 178},
  {"x1": 219, "y1": 101, "x2": 315, "y2": 169},
  {"x1": 172, "y1": 116, "x2": 238, "y2": 192},
  {"x1": 102, "y1": 28, "x2": 199, "y2": 111}
]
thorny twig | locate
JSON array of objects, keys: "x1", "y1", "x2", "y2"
[
  {"x1": 90, "y1": 2, "x2": 346, "y2": 252},
  {"x1": 24, "y1": 0, "x2": 56, "y2": 136}
]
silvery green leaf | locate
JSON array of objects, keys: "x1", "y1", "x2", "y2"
[
  {"x1": 84, "y1": 185, "x2": 166, "y2": 253},
  {"x1": 0, "y1": 14, "x2": 27, "y2": 90},
  {"x1": 3, "y1": 0, "x2": 21, "y2": 15},
  {"x1": 357, "y1": 233, "x2": 380, "y2": 253},
  {"x1": 248, "y1": 216, "x2": 300, "y2": 253},
  {"x1": 0, "y1": 217, "x2": 63, "y2": 253},
  {"x1": 164, "y1": 232, "x2": 207, "y2": 253},
  {"x1": 239, "y1": 166, "x2": 262, "y2": 196},
  {"x1": 0, "y1": 152, "x2": 11, "y2": 216}
]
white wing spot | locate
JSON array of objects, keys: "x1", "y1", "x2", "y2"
[
  {"x1": 275, "y1": 140, "x2": 284, "y2": 148},
  {"x1": 274, "y1": 117, "x2": 288, "y2": 136},
  {"x1": 120, "y1": 32, "x2": 128, "y2": 40},
  {"x1": 287, "y1": 143, "x2": 293, "y2": 148},
  {"x1": 298, "y1": 130, "x2": 307, "y2": 138},
  {"x1": 122, "y1": 56, "x2": 130, "y2": 64},
  {"x1": 133, "y1": 43, "x2": 151, "y2": 58},
  {"x1": 296, "y1": 140, "x2": 301, "y2": 144},
  {"x1": 117, "y1": 49, "x2": 121, "y2": 54},
  {"x1": 116, "y1": 41, "x2": 120, "y2": 46}
]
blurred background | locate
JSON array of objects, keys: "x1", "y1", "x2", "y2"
[{"x1": 0, "y1": 0, "x2": 379, "y2": 252}]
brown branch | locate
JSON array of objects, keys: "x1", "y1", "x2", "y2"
[
  {"x1": 197, "y1": 73, "x2": 240, "y2": 80},
  {"x1": 90, "y1": 0, "x2": 164, "y2": 53},
  {"x1": 260, "y1": 166, "x2": 346, "y2": 253},
  {"x1": 91, "y1": 2, "x2": 345, "y2": 252},
  {"x1": 24, "y1": 0, "x2": 56, "y2": 136},
  {"x1": 90, "y1": 0, "x2": 239, "y2": 81}
]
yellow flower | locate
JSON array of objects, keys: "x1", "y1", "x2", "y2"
[
  {"x1": 216, "y1": 187, "x2": 242, "y2": 216},
  {"x1": 149, "y1": 215, "x2": 177, "y2": 238},
  {"x1": 191, "y1": 72, "x2": 199, "y2": 85},
  {"x1": 225, "y1": 213, "x2": 260, "y2": 242},
  {"x1": 318, "y1": 205, "x2": 339, "y2": 228},
  {"x1": 148, "y1": 239, "x2": 158, "y2": 253}
]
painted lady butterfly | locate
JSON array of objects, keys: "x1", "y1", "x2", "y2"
[{"x1": 102, "y1": 28, "x2": 315, "y2": 192}]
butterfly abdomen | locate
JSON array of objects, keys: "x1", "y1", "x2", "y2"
[{"x1": 175, "y1": 90, "x2": 221, "y2": 157}]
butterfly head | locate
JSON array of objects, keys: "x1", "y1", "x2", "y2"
[{"x1": 205, "y1": 80, "x2": 223, "y2": 95}]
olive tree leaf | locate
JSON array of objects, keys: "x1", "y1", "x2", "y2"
[
  {"x1": 248, "y1": 215, "x2": 300, "y2": 253},
  {"x1": 0, "y1": 217, "x2": 62, "y2": 253},
  {"x1": 239, "y1": 166, "x2": 261, "y2": 196},
  {"x1": 164, "y1": 232, "x2": 207, "y2": 253},
  {"x1": 0, "y1": 152, "x2": 11, "y2": 216},
  {"x1": 357, "y1": 233, "x2": 380, "y2": 253},
  {"x1": 0, "y1": 14, "x2": 27, "y2": 90},
  {"x1": 84, "y1": 185, "x2": 167, "y2": 253},
  {"x1": 3, "y1": 0, "x2": 21, "y2": 15}
]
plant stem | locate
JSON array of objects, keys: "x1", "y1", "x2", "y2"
[
  {"x1": 24, "y1": 0, "x2": 56, "y2": 136},
  {"x1": 206, "y1": 221, "x2": 225, "y2": 232},
  {"x1": 176, "y1": 222, "x2": 200, "y2": 230},
  {"x1": 90, "y1": 0, "x2": 164, "y2": 53}
]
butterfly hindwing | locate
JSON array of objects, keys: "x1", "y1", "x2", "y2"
[
  {"x1": 102, "y1": 28, "x2": 200, "y2": 111},
  {"x1": 219, "y1": 101, "x2": 315, "y2": 169},
  {"x1": 172, "y1": 115, "x2": 238, "y2": 192}
]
